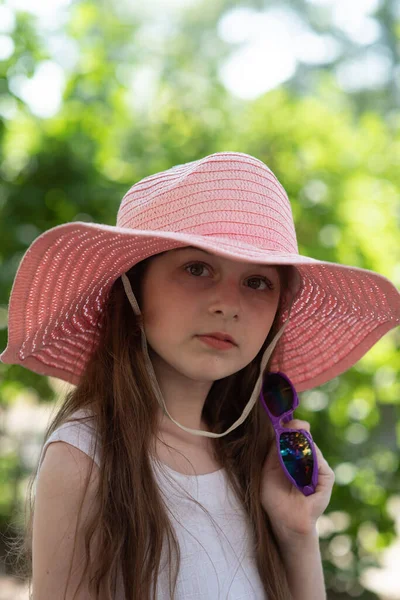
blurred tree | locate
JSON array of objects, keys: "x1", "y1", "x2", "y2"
[{"x1": 0, "y1": 0, "x2": 399, "y2": 598}]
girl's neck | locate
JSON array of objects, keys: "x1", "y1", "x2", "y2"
[{"x1": 157, "y1": 415, "x2": 212, "y2": 448}]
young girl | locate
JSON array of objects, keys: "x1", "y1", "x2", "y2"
[{"x1": 1, "y1": 151, "x2": 399, "y2": 600}]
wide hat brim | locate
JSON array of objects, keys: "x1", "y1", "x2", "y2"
[{"x1": 1, "y1": 221, "x2": 399, "y2": 392}]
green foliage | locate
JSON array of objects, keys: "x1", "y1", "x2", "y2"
[{"x1": 0, "y1": 0, "x2": 399, "y2": 596}]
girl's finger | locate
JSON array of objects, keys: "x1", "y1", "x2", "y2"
[
  {"x1": 313, "y1": 441, "x2": 335, "y2": 478},
  {"x1": 284, "y1": 418, "x2": 311, "y2": 431}
]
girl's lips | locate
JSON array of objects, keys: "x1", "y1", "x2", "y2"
[
  {"x1": 196, "y1": 335, "x2": 236, "y2": 350},
  {"x1": 199, "y1": 332, "x2": 237, "y2": 345}
]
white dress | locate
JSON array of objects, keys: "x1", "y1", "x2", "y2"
[{"x1": 34, "y1": 410, "x2": 267, "y2": 599}]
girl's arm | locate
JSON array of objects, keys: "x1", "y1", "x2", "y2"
[
  {"x1": 33, "y1": 442, "x2": 101, "y2": 599},
  {"x1": 260, "y1": 419, "x2": 335, "y2": 599},
  {"x1": 279, "y1": 531, "x2": 326, "y2": 600}
]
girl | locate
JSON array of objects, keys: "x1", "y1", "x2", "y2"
[{"x1": 1, "y1": 151, "x2": 399, "y2": 600}]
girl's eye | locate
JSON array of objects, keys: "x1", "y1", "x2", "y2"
[{"x1": 184, "y1": 262, "x2": 274, "y2": 291}]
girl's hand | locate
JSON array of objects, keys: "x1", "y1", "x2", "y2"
[{"x1": 260, "y1": 419, "x2": 335, "y2": 545}]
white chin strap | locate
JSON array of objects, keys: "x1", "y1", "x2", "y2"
[{"x1": 121, "y1": 272, "x2": 294, "y2": 438}]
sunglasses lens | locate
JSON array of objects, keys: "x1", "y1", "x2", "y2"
[
  {"x1": 280, "y1": 431, "x2": 314, "y2": 486},
  {"x1": 262, "y1": 373, "x2": 294, "y2": 417}
]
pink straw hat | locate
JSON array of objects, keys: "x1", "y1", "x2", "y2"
[{"x1": 1, "y1": 151, "x2": 399, "y2": 393}]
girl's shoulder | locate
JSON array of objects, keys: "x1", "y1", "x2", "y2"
[{"x1": 37, "y1": 407, "x2": 101, "y2": 479}]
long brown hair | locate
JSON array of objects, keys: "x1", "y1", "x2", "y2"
[{"x1": 10, "y1": 253, "x2": 296, "y2": 599}]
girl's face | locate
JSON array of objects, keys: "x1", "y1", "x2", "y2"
[{"x1": 140, "y1": 246, "x2": 281, "y2": 385}]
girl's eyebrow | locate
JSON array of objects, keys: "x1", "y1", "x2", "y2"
[{"x1": 173, "y1": 246, "x2": 276, "y2": 271}]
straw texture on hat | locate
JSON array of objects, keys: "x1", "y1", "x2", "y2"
[{"x1": 1, "y1": 151, "x2": 399, "y2": 392}]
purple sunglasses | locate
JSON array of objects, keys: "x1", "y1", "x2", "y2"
[{"x1": 259, "y1": 371, "x2": 319, "y2": 496}]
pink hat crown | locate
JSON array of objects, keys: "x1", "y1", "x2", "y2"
[{"x1": 117, "y1": 152, "x2": 298, "y2": 255}]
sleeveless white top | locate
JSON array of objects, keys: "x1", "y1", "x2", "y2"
[{"x1": 34, "y1": 410, "x2": 267, "y2": 599}]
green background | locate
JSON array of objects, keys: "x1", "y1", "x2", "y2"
[{"x1": 0, "y1": 0, "x2": 399, "y2": 598}]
